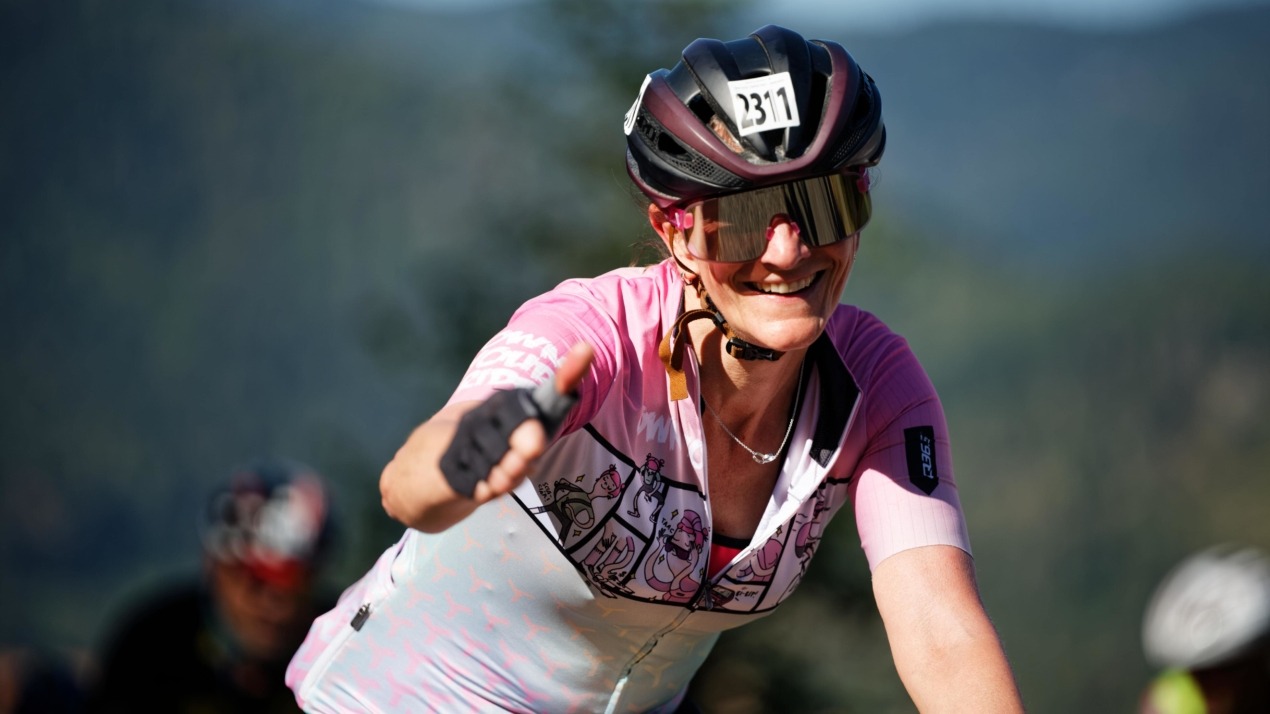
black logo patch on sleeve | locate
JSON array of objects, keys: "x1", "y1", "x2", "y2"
[{"x1": 904, "y1": 426, "x2": 939, "y2": 495}]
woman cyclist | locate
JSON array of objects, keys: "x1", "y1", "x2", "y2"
[{"x1": 287, "y1": 25, "x2": 1024, "y2": 713}]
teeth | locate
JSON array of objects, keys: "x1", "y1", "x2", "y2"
[{"x1": 757, "y1": 275, "x2": 815, "y2": 294}]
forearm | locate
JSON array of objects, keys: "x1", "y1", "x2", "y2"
[
  {"x1": 890, "y1": 613, "x2": 1023, "y2": 713},
  {"x1": 380, "y1": 409, "x2": 479, "y2": 533},
  {"x1": 381, "y1": 343, "x2": 591, "y2": 533},
  {"x1": 379, "y1": 399, "x2": 549, "y2": 533},
  {"x1": 874, "y1": 545, "x2": 1024, "y2": 713}
]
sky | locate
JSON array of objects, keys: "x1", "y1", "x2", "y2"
[
  {"x1": 762, "y1": 0, "x2": 1266, "y2": 29},
  {"x1": 372, "y1": 0, "x2": 1267, "y2": 30}
]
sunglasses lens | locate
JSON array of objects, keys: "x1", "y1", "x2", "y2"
[{"x1": 684, "y1": 173, "x2": 871, "y2": 263}]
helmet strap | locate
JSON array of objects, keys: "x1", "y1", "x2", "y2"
[
  {"x1": 695, "y1": 283, "x2": 782, "y2": 362},
  {"x1": 658, "y1": 255, "x2": 784, "y2": 400},
  {"x1": 658, "y1": 305, "x2": 717, "y2": 402}
]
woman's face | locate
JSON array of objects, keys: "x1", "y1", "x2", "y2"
[{"x1": 662, "y1": 208, "x2": 859, "y2": 354}]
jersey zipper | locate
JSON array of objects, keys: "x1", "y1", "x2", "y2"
[
  {"x1": 296, "y1": 592, "x2": 388, "y2": 704},
  {"x1": 350, "y1": 603, "x2": 371, "y2": 631},
  {"x1": 605, "y1": 607, "x2": 696, "y2": 714}
]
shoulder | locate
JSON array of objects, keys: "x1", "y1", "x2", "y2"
[
  {"x1": 450, "y1": 261, "x2": 679, "y2": 412},
  {"x1": 515, "y1": 261, "x2": 677, "y2": 330},
  {"x1": 824, "y1": 305, "x2": 924, "y2": 383},
  {"x1": 105, "y1": 581, "x2": 204, "y2": 640},
  {"x1": 107, "y1": 579, "x2": 203, "y2": 632},
  {"x1": 95, "y1": 580, "x2": 206, "y2": 674},
  {"x1": 824, "y1": 305, "x2": 943, "y2": 434},
  {"x1": 509, "y1": 259, "x2": 681, "y2": 368}
]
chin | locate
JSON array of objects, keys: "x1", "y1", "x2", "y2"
[{"x1": 743, "y1": 318, "x2": 826, "y2": 354}]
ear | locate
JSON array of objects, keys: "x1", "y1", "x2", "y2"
[
  {"x1": 648, "y1": 203, "x2": 701, "y2": 279},
  {"x1": 648, "y1": 203, "x2": 673, "y2": 245}
]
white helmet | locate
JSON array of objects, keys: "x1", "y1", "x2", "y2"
[{"x1": 1142, "y1": 545, "x2": 1270, "y2": 670}]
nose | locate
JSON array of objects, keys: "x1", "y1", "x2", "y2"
[{"x1": 760, "y1": 215, "x2": 809, "y2": 268}]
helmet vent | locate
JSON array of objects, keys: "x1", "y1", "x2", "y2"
[
  {"x1": 805, "y1": 73, "x2": 827, "y2": 135},
  {"x1": 636, "y1": 109, "x2": 746, "y2": 191},
  {"x1": 829, "y1": 77, "x2": 878, "y2": 167},
  {"x1": 688, "y1": 95, "x2": 714, "y2": 124},
  {"x1": 676, "y1": 152, "x2": 747, "y2": 189},
  {"x1": 657, "y1": 131, "x2": 688, "y2": 158}
]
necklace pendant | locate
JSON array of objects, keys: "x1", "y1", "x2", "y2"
[{"x1": 701, "y1": 359, "x2": 806, "y2": 469}]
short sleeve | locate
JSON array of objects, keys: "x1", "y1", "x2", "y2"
[
  {"x1": 445, "y1": 283, "x2": 620, "y2": 438},
  {"x1": 846, "y1": 332, "x2": 971, "y2": 571}
]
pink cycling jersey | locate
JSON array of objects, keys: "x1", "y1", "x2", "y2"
[{"x1": 286, "y1": 259, "x2": 971, "y2": 713}]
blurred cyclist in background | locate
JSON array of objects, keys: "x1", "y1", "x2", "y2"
[
  {"x1": 88, "y1": 458, "x2": 335, "y2": 713},
  {"x1": 1139, "y1": 544, "x2": 1270, "y2": 714}
]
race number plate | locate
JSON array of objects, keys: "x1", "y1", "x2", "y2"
[
  {"x1": 728, "y1": 72, "x2": 801, "y2": 137},
  {"x1": 624, "y1": 74, "x2": 652, "y2": 136}
]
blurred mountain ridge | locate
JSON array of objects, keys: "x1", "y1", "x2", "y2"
[{"x1": 220, "y1": 0, "x2": 1270, "y2": 273}]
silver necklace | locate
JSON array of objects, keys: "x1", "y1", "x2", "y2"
[{"x1": 701, "y1": 360, "x2": 804, "y2": 465}]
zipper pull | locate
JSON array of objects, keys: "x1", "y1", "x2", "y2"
[
  {"x1": 689, "y1": 574, "x2": 712, "y2": 611},
  {"x1": 350, "y1": 603, "x2": 371, "y2": 631}
]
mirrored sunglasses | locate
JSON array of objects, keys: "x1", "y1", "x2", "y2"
[{"x1": 670, "y1": 171, "x2": 872, "y2": 263}]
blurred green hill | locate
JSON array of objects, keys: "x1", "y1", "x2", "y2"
[
  {"x1": 849, "y1": 8, "x2": 1270, "y2": 273},
  {"x1": 2, "y1": 0, "x2": 1267, "y2": 711}
]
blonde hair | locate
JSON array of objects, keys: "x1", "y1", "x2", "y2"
[{"x1": 708, "y1": 115, "x2": 745, "y2": 154}]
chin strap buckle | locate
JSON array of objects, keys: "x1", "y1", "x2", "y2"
[
  {"x1": 700, "y1": 290, "x2": 783, "y2": 363},
  {"x1": 726, "y1": 338, "x2": 781, "y2": 361}
]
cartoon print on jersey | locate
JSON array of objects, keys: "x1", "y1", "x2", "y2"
[
  {"x1": 523, "y1": 424, "x2": 762, "y2": 607},
  {"x1": 732, "y1": 527, "x2": 786, "y2": 585},
  {"x1": 697, "y1": 525, "x2": 789, "y2": 611},
  {"x1": 627, "y1": 453, "x2": 667, "y2": 522},
  {"x1": 528, "y1": 465, "x2": 623, "y2": 541},
  {"x1": 689, "y1": 475, "x2": 854, "y2": 613},
  {"x1": 705, "y1": 583, "x2": 738, "y2": 610},
  {"x1": 644, "y1": 509, "x2": 708, "y2": 604},
  {"x1": 580, "y1": 521, "x2": 637, "y2": 595},
  {"x1": 779, "y1": 481, "x2": 835, "y2": 601}
]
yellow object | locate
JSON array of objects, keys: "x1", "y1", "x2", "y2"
[{"x1": 1146, "y1": 669, "x2": 1207, "y2": 714}]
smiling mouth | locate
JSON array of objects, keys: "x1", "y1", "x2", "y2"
[{"x1": 750, "y1": 272, "x2": 818, "y2": 295}]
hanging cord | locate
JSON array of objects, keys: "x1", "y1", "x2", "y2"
[
  {"x1": 658, "y1": 307, "x2": 717, "y2": 402},
  {"x1": 659, "y1": 266, "x2": 782, "y2": 402}
]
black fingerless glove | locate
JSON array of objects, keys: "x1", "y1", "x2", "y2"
[{"x1": 438, "y1": 381, "x2": 577, "y2": 498}]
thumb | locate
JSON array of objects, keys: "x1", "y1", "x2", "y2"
[
  {"x1": 529, "y1": 342, "x2": 593, "y2": 438},
  {"x1": 554, "y1": 342, "x2": 595, "y2": 395}
]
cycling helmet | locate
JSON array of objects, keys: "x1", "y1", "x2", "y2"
[
  {"x1": 624, "y1": 24, "x2": 886, "y2": 209},
  {"x1": 201, "y1": 458, "x2": 334, "y2": 588},
  {"x1": 1142, "y1": 545, "x2": 1270, "y2": 670},
  {"x1": 631, "y1": 26, "x2": 885, "y2": 368}
]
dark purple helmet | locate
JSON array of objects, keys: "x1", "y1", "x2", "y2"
[
  {"x1": 201, "y1": 458, "x2": 335, "y2": 588},
  {"x1": 624, "y1": 25, "x2": 886, "y2": 208}
]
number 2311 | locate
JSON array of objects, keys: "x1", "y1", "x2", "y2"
[
  {"x1": 736, "y1": 87, "x2": 792, "y2": 130},
  {"x1": 728, "y1": 72, "x2": 801, "y2": 137}
]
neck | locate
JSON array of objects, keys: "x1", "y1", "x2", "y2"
[{"x1": 683, "y1": 286, "x2": 807, "y2": 421}]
